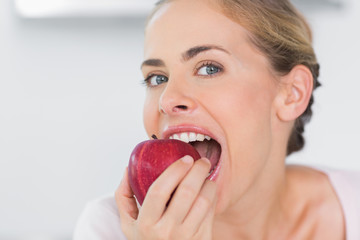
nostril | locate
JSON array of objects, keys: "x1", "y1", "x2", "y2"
[
  {"x1": 160, "y1": 103, "x2": 190, "y2": 114},
  {"x1": 174, "y1": 105, "x2": 188, "y2": 111}
]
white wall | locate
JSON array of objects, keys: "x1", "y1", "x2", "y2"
[
  {"x1": 0, "y1": 0, "x2": 147, "y2": 239},
  {"x1": 0, "y1": 0, "x2": 359, "y2": 239},
  {"x1": 287, "y1": 1, "x2": 360, "y2": 168}
]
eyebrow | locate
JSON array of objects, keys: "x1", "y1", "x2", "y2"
[
  {"x1": 140, "y1": 44, "x2": 230, "y2": 69},
  {"x1": 182, "y1": 45, "x2": 230, "y2": 61},
  {"x1": 140, "y1": 59, "x2": 165, "y2": 69}
]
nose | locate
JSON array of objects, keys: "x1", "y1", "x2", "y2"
[{"x1": 159, "y1": 79, "x2": 197, "y2": 115}]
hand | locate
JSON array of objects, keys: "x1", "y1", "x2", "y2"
[{"x1": 115, "y1": 156, "x2": 217, "y2": 240}]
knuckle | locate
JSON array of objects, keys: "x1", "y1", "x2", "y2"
[
  {"x1": 148, "y1": 182, "x2": 161, "y2": 193},
  {"x1": 147, "y1": 184, "x2": 168, "y2": 200},
  {"x1": 174, "y1": 227, "x2": 191, "y2": 240},
  {"x1": 137, "y1": 220, "x2": 151, "y2": 232},
  {"x1": 179, "y1": 183, "x2": 197, "y2": 198},
  {"x1": 197, "y1": 195, "x2": 212, "y2": 208},
  {"x1": 154, "y1": 222, "x2": 172, "y2": 240},
  {"x1": 168, "y1": 228, "x2": 188, "y2": 240}
]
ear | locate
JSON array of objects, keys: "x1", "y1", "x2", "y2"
[{"x1": 275, "y1": 65, "x2": 314, "y2": 122}]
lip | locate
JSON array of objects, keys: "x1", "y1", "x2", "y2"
[{"x1": 162, "y1": 124, "x2": 223, "y2": 181}]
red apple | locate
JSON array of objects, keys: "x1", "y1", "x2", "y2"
[{"x1": 128, "y1": 136, "x2": 201, "y2": 206}]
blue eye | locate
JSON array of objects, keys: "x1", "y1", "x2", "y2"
[
  {"x1": 197, "y1": 63, "x2": 222, "y2": 76},
  {"x1": 145, "y1": 74, "x2": 168, "y2": 87}
]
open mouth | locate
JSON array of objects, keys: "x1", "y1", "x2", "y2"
[{"x1": 168, "y1": 132, "x2": 222, "y2": 178}]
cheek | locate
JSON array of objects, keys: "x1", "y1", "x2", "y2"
[
  {"x1": 143, "y1": 92, "x2": 160, "y2": 137},
  {"x1": 203, "y1": 78, "x2": 276, "y2": 159},
  {"x1": 203, "y1": 78, "x2": 277, "y2": 204},
  {"x1": 207, "y1": 80, "x2": 274, "y2": 127}
]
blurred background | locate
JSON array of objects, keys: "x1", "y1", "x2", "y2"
[{"x1": 0, "y1": 0, "x2": 359, "y2": 239}]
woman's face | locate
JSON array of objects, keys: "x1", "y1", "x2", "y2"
[{"x1": 142, "y1": 0, "x2": 283, "y2": 212}]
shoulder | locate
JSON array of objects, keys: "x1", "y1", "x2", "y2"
[
  {"x1": 287, "y1": 164, "x2": 360, "y2": 200},
  {"x1": 73, "y1": 194, "x2": 127, "y2": 240},
  {"x1": 314, "y1": 166, "x2": 360, "y2": 203},
  {"x1": 286, "y1": 165, "x2": 346, "y2": 239},
  {"x1": 301, "y1": 165, "x2": 360, "y2": 240}
]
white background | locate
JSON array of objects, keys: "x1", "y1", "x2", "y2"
[{"x1": 0, "y1": 0, "x2": 359, "y2": 239}]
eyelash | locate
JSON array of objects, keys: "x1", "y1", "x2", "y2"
[
  {"x1": 142, "y1": 73, "x2": 168, "y2": 88},
  {"x1": 194, "y1": 61, "x2": 223, "y2": 77},
  {"x1": 142, "y1": 61, "x2": 224, "y2": 87}
]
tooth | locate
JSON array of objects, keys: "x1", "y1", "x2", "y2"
[
  {"x1": 196, "y1": 133, "x2": 205, "y2": 141},
  {"x1": 205, "y1": 135, "x2": 211, "y2": 140},
  {"x1": 169, "y1": 136, "x2": 173, "y2": 139},
  {"x1": 173, "y1": 134, "x2": 180, "y2": 140},
  {"x1": 189, "y1": 132, "x2": 197, "y2": 142},
  {"x1": 180, "y1": 132, "x2": 190, "y2": 143}
]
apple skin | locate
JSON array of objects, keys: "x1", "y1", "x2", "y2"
[{"x1": 128, "y1": 139, "x2": 201, "y2": 206}]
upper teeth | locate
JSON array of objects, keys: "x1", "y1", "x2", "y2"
[{"x1": 169, "y1": 132, "x2": 211, "y2": 143}]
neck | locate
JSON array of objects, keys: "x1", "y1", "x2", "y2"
[{"x1": 213, "y1": 149, "x2": 294, "y2": 239}]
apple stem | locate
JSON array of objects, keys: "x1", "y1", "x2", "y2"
[{"x1": 151, "y1": 134, "x2": 158, "y2": 139}]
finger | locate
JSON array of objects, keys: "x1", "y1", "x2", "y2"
[
  {"x1": 139, "y1": 155, "x2": 194, "y2": 225},
  {"x1": 161, "y1": 158, "x2": 211, "y2": 224},
  {"x1": 194, "y1": 193, "x2": 217, "y2": 239},
  {"x1": 115, "y1": 167, "x2": 139, "y2": 226},
  {"x1": 182, "y1": 179, "x2": 217, "y2": 234}
]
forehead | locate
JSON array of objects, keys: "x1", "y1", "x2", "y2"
[{"x1": 144, "y1": 0, "x2": 250, "y2": 59}]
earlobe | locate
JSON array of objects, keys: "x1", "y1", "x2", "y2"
[{"x1": 276, "y1": 65, "x2": 314, "y2": 122}]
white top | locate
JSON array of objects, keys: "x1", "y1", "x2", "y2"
[
  {"x1": 315, "y1": 166, "x2": 360, "y2": 239},
  {"x1": 73, "y1": 166, "x2": 360, "y2": 240}
]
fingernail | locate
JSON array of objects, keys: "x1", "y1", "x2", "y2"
[
  {"x1": 201, "y1": 158, "x2": 211, "y2": 165},
  {"x1": 182, "y1": 155, "x2": 194, "y2": 164}
]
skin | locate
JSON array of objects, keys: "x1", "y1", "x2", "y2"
[{"x1": 115, "y1": 0, "x2": 345, "y2": 239}]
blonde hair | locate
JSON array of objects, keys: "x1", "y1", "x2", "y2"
[{"x1": 148, "y1": 0, "x2": 321, "y2": 156}]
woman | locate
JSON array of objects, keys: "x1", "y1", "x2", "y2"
[{"x1": 74, "y1": 0, "x2": 360, "y2": 239}]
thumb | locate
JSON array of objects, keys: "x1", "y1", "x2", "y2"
[{"x1": 115, "y1": 167, "x2": 139, "y2": 223}]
